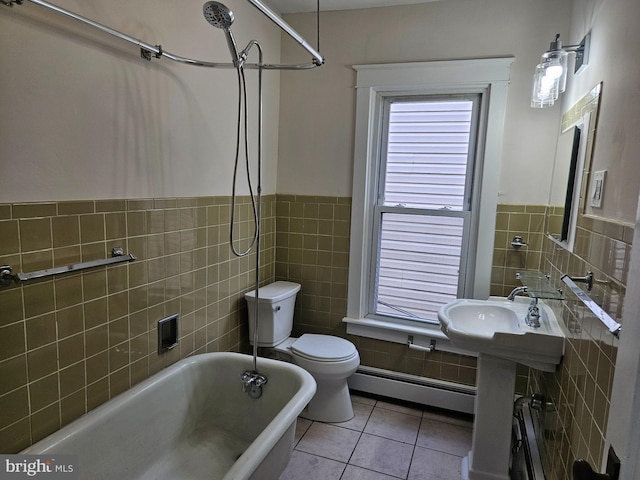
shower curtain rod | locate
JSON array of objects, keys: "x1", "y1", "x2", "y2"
[{"x1": 3, "y1": 0, "x2": 324, "y2": 70}]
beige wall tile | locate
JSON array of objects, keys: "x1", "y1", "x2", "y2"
[
  {"x1": 0, "y1": 195, "x2": 276, "y2": 452},
  {"x1": 0, "y1": 220, "x2": 20, "y2": 255},
  {"x1": 20, "y1": 218, "x2": 52, "y2": 252},
  {"x1": 25, "y1": 313, "x2": 56, "y2": 350},
  {"x1": 1, "y1": 323, "x2": 26, "y2": 362},
  {"x1": 0, "y1": 354, "x2": 27, "y2": 396},
  {"x1": 0, "y1": 288, "x2": 24, "y2": 327}
]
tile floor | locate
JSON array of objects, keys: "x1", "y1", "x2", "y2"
[{"x1": 280, "y1": 392, "x2": 473, "y2": 480}]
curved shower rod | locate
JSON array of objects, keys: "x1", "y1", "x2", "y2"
[{"x1": 2, "y1": 0, "x2": 324, "y2": 70}]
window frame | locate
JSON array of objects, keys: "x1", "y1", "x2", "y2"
[{"x1": 344, "y1": 58, "x2": 513, "y2": 342}]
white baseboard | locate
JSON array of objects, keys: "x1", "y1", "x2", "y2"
[{"x1": 348, "y1": 366, "x2": 476, "y2": 415}]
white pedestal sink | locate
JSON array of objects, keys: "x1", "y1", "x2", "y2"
[{"x1": 438, "y1": 296, "x2": 565, "y2": 480}]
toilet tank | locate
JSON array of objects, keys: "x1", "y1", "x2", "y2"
[{"x1": 245, "y1": 281, "x2": 301, "y2": 347}]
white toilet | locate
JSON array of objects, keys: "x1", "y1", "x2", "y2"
[{"x1": 245, "y1": 281, "x2": 360, "y2": 423}]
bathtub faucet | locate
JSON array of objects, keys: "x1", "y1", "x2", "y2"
[{"x1": 241, "y1": 370, "x2": 268, "y2": 399}]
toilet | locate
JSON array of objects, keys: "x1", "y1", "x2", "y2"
[{"x1": 245, "y1": 281, "x2": 360, "y2": 423}]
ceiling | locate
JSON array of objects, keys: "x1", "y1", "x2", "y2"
[{"x1": 264, "y1": 0, "x2": 441, "y2": 14}]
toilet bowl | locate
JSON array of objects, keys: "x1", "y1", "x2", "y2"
[{"x1": 245, "y1": 281, "x2": 360, "y2": 423}]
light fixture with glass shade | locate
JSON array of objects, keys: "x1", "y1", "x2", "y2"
[{"x1": 531, "y1": 33, "x2": 590, "y2": 108}]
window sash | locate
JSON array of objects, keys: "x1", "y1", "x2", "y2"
[
  {"x1": 370, "y1": 207, "x2": 471, "y2": 323},
  {"x1": 378, "y1": 95, "x2": 480, "y2": 212}
]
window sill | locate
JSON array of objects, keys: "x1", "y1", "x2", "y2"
[{"x1": 343, "y1": 316, "x2": 476, "y2": 357}]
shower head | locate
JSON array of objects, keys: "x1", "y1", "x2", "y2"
[
  {"x1": 203, "y1": 1, "x2": 235, "y2": 30},
  {"x1": 203, "y1": 1, "x2": 242, "y2": 67}
]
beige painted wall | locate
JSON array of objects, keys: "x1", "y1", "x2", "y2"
[
  {"x1": 563, "y1": 0, "x2": 640, "y2": 223},
  {"x1": 0, "y1": 0, "x2": 281, "y2": 203},
  {"x1": 277, "y1": 0, "x2": 571, "y2": 203}
]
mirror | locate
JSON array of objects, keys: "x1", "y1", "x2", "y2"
[{"x1": 547, "y1": 83, "x2": 602, "y2": 251}]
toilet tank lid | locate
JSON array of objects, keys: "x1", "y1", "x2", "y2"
[{"x1": 244, "y1": 281, "x2": 301, "y2": 303}]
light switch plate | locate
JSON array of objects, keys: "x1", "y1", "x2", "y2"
[{"x1": 590, "y1": 170, "x2": 606, "y2": 208}]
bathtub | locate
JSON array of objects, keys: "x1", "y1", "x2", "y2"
[{"x1": 22, "y1": 352, "x2": 316, "y2": 480}]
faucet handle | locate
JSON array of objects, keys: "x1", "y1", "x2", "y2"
[{"x1": 241, "y1": 370, "x2": 268, "y2": 398}]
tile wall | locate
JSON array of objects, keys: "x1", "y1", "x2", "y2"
[
  {"x1": 490, "y1": 204, "x2": 548, "y2": 391},
  {"x1": 492, "y1": 203, "x2": 632, "y2": 478},
  {"x1": 0, "y1": 195, "x2": 276, "y2": 453},
  {"x1": 530, "y1": 215, "x2": 631, "y2": 479},
  {"x1": 3, "y1": 191, "x2": 629, "y2": 477},
  {"x1": 274, "y1": 195, "x2": 478, "y2": 387},
  {"x1": 491, "y1": 204, "x2": 547, "y2": 296}
]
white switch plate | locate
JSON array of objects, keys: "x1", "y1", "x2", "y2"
[{"x1": 591, "y1": 170, "x2": 606, "y2": 208}]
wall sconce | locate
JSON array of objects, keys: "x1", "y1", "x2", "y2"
[{"x1": 531, "y1": 33, "x2": 591, "y2": 108}]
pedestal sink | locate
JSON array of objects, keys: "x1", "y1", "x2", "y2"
[{"x1": 438, "y1": 296, "x2": 565, "y2": 480}]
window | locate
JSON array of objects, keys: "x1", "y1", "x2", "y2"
[
  {"x1": 373, "y1": 96, "x2": 480, "y2": 324},
  {"x1": 345, "y1": 59, "x2": 513, "y2": 340}
]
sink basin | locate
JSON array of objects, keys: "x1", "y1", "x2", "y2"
[{"x1": 438, "y1": 296, "x2": 565, "y2": 371}]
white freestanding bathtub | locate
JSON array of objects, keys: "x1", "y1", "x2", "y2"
[{"x1": 22, "y1": 352, "x2": 316, "y2": 480}]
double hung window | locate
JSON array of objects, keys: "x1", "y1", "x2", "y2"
[
  {"x1": 373, "y1": 96, "x2": 480, "y2": 324},
  {"x1": 345, "y1": 59, "x2": 512, "y2": 336}
]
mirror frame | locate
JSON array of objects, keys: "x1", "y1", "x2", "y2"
[{"x1": 547, "y1": 83, "x2": 602, "y2": 251}]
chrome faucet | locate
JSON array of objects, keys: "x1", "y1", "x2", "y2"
[
  {"x1": 525, "y1": 298, "x2": 541, "y2": 328},
  {"x1": 241, "y1": 370, "x2": 268, "y2": 399},
  {"x1": 507, "y1": 286, "x2": 528, "y2": 301}
]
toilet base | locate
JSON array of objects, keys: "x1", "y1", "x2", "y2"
[
  {"x1": 301, "y1": 377, "x2": 354, "y2": 423},
  {"x1": 258, "y1": 340, "x2": 359, "y2": 423}
]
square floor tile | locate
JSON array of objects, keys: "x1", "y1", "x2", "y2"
[
  {"x1": 351, "y1": 393, "x2": 377, "y2": 406},
  {"x1": 408, "y1": 446, "x2": 462, "y2": 480},
  {"x1": 331, "y1": 400, "x2": 374, "y2": 432},
  {"x1": 422, "y1": 408, "x2": 473, "y2": 428},
  {"x1": 416, "y1": 418, "x2": 472, "y2": 457},
  {"x1": 279, "y1": 450, "x2": 345, "y2": 480},
  {"x1": 341, "y1": 464, "x2": 401, "y2": 480},
  {"x1": 295, "y1": 417, "x2": 313, "y2": 445},
  {"x1": 364, "y1": 406, "x2": 421, "y2": 444},
  {"x1": 350, "y1": 433, "x2": 414, "y2": 478},
  {"x1": 376, "y1": 399, "x2": 423, "y2": 417},
  {"x1": 296, "y1": 422, "x2": 361, "y2": 462}
]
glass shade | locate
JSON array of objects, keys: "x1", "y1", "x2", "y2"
[
  {"x1": 542, "y1": 50, "x2": 569, "y2": 92},
  {"x1": 531, "y1": 63, "x2": 559, "y2": 108}
]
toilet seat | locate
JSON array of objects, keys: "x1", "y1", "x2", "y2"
[{"x1": 291, "y1": 334, "x2": 357, "y2": 362}]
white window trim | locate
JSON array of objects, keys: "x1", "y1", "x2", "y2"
[{"x1": 344, "y1": 58, "x2": 514, "y2": 347}]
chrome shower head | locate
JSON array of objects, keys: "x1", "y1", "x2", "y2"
[
  {"x1": 203, "y1": 1, "x2": 235, "y2": 31},
  {"x1": 203, "y1": 1, "x2": 242, "y2": 66}
]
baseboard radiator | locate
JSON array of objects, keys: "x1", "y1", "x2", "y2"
[
  {"x1": 512, "y1": 396, "x2": 547, "y2": 480},
  {"x1": 347, "y1": 366, "x2": 476, "y2": 415}
]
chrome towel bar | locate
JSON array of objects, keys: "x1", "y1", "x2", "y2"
[
  {"x1": 561, "y1": 274, "x2": 621, "y2": 338},
  {"x1": 1, "y1": 247, "x2": 136, "y2": 287}
]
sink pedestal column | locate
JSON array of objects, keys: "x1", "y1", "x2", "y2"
[{"x1": 462, "y1": 353, "x2": 516, "y2": 480}]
